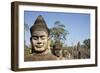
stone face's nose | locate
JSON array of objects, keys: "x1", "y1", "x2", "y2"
[{"x1": 37, "y1": 37, "x2": 42, "y2": 44}]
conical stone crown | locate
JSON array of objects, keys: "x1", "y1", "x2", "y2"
[{"x1": 30, "y1": 15, "x2": 50, "y2": 36}]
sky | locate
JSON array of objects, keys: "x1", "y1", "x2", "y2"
[{"x1": 24, "y1": 11, "x2": 90, "y2": 46}]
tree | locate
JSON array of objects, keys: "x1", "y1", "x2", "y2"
[
  {"x1": 50, "y1": 21, "x2": 69, "y2": 44},
  {"x1": 83, "y1": 39, "x2": 90, "y2": 49},
  {"x1": 24, "y1": 23, "x2": 29, "y2": 49},
  {"x1": 77, "y1": 39, "x2": 90, "y2": 59},
  {"x1": 77, "y1": 42, "x2": 80, "y2": 51}
]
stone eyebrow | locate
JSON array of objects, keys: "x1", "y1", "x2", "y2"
[
  {"x1": 40, "y1": 35, "x2": 46, "y2": 37},
  {"x1": 32, "y1": 35, "x2": 46, "y2": 37}
]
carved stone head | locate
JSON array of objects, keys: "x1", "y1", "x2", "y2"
[{"x1": 30, "y1": 15, "x2": 50, "y2": 53}]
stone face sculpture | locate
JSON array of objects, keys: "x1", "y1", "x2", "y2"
[
  {"x1": 25, "y1": 15, "x2": 57, "y2": 61},
  {"x1": 52, "y1": 42, "x2": 65, "y2": 60}
]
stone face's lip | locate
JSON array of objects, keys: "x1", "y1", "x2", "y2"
[{"x1": 35, "y1": 45, "x2": 44, "y2": 48}]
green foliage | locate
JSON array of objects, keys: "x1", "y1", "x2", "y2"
[
  {"x1": 50, "y1": 21, "x2": 69, "y2": 43},
  {"x1": 83, "y1": 39, "x2": 90, "y2": 49},
  {"x1": 24, "y1": 48, "x2": 31, "y2": 56}
]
